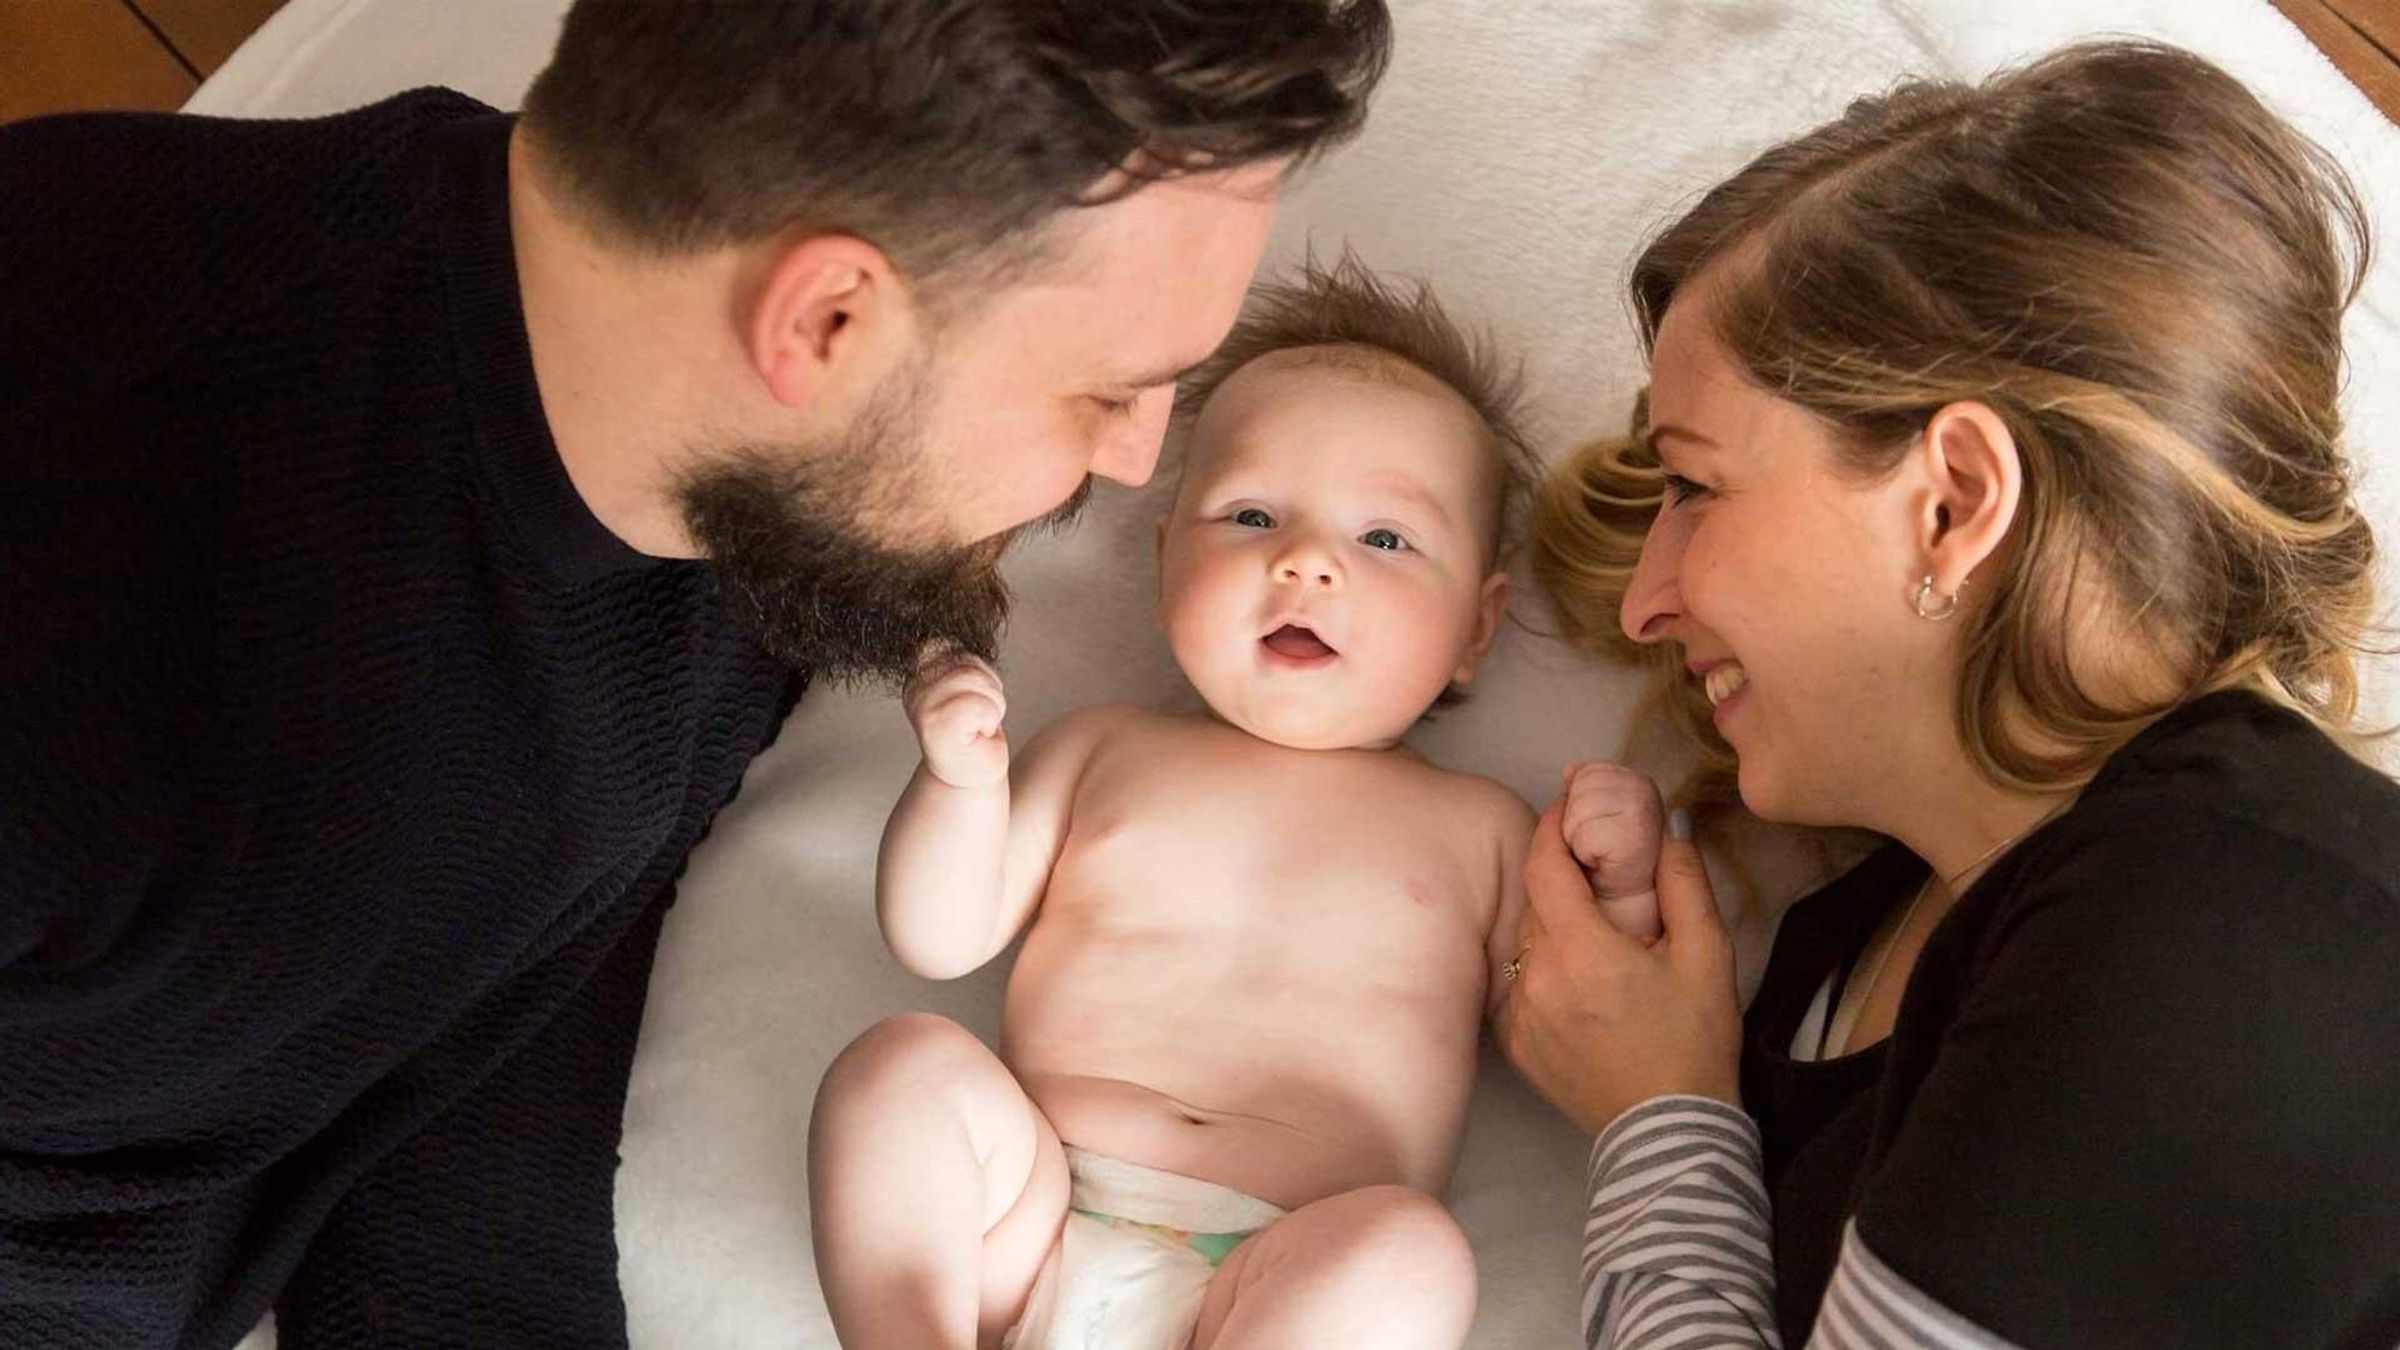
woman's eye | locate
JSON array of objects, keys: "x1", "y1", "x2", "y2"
[
  {"x1": 1093, "y1": 395, "x2": 1136, "y2": 418},
  {"x1": 1232, "y1": 507, "x2": 1275, "y2": 528},
  {"x1": 1662, "y1": 473, "x2": 1711, "y2": 507},
  {"x1": 1360, "y1": 528, "x2": 1410, "y2": 552}
]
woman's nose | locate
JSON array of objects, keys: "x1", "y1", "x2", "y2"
[{"x1": 1618, "y1": 511, "x2": 1683, "y2": 644}]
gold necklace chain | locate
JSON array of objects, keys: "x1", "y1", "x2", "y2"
[{"x1": 1827, "y1": 799, "x2": 2073, "y2": 1057}]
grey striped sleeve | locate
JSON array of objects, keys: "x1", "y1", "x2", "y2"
[
  {"x1": 1811, "y1": 1222, "x2": 2026, "y2": 1349},
  {"x1": 1581, "y1": 1095, "x2": 1781, "y2": 1348},
  {"x1": 1580, "y1": 1096, "x2": 2030, "y2": 1350}
]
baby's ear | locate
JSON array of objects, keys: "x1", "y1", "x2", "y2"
[{"x1": 1452, "y1": 570, "x2": 1513, "y2": 687}]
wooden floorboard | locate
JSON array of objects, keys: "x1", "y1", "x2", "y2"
[
  {"x1": 2277, "y1": 0, "x2": 2400, "y2": 124},
  {"x1": 0, "y1": 0, "x2": 297, "y2": 126},
  {"x1": 136, "y1": 0, "x2": 292, "y2": 77},
  {"x1": 0, "y1": 0, "x2": 194, "y2": 125},
  {"x1": 2325, "y1": 0, "x2": 2400, "y2": 59}
]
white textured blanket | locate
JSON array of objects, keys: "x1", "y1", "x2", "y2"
[{"x1": 194, "y1": 2, "x2": 2398, "y2": 1345}]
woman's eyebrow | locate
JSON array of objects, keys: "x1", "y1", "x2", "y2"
[{"x1": 1649, "y1": 421, "x2": 1719, "y2": 450}]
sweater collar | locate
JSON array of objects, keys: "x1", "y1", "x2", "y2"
[{"x1": 434, "y1": 113, "x2": 658, "y2": 586}]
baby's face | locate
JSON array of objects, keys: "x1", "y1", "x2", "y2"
[{"x1": 1159, "y1": 350, "x2": 1509, "y2": 750}]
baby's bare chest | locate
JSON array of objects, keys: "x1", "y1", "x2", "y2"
[{"x1": 1046, "y1": 749, "x2": 1497, "y2": 947}]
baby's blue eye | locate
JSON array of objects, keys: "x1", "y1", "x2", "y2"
[
  {"x1": 1232, "y1": 508, "x2": 1275, "y2": 528},
  {"x1": 1361, "y1": 528, "x2": 1409, "y2": 552}
]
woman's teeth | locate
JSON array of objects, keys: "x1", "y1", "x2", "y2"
[{"x1": 1703, "y1": 663, "x2": 1749, "y2": 706}]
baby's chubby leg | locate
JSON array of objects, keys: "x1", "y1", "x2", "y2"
[
  {"x1": 809, "y1": 1013, "x2": 1068, "y2": 1350},
  {"x1": 1190, "y1": 1185, "x2": 1477, "y2": 1350}
]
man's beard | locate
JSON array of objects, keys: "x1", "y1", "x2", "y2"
[{"x1": 675, "y1": 359, "x2": 1090, "y2": 689}]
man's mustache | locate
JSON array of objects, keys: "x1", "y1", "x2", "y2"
[
  {"x1": 1023, "y1": 475, "x2": 1095, "y2": 539},
  {"x1": 947, "y1": 474, "x2": 1096, "y2": 575}
]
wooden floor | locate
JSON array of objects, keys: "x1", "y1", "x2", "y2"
[
  {"x1": 1, "y1": 1, "x2": 2396, "y2": 127},
  {"x1": 1, "y1": 0, "x2": 288, "y2": 124},
  {"x1": 2276, "y1": 0, "x2": 2400, "y2": 120}
]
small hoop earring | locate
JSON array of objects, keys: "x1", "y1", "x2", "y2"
[{"x1": 1913, "y1": 574, "x2": 1962, "y2": 621}]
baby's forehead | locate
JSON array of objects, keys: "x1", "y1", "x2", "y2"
[
  {"x1": 1246, "y1": 342, "x2": 1438, "y2": 390},
  {"x1": 1176, "y1": 347, "x2": 1508, "y2": 544},
  {"x1": 1188, "y1": 346, "x2": 1489, "y2": 468}
]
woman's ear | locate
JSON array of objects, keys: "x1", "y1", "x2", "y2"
[
  {"x1": 746, "y1": 234, "x2": 906, "y2": 410},
  {"x1": 1914, "y1": 401, "x2": 2023, "y2": 598},
  {"x1": 1452, "y1": 570, "x2": 1514, "y2": 686}
]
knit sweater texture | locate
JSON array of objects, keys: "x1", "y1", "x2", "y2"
[{"x1": 0, "y1": 91, "x2": 800, "y2": 1348}]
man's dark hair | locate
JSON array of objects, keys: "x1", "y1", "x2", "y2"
[{"x1": 520, "y1": 0, "x2": 1391, "y2": 283}]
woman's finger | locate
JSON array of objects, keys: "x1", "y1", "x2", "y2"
[
  {"x1": 1514, "y1": 890, "x2": 1547, "y2": 951},
  {"x1": 1655, "y1": 813, "x2": 1731, "y2": 977},
  {"x1": 1525, "y1": 799, "x2": 1623, "y2": 947}
]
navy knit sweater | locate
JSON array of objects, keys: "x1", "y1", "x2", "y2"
[{"x1": 0, "y1": 92, "x2": 800, "y2": 1348}]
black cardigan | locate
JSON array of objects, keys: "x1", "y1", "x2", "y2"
[
  {"x1": 1741, "y1": 691, "x2": 2400, "y2": 1347},
  {"x1": 1, "y1": 93, "x2": 798, "y2": 1347}
]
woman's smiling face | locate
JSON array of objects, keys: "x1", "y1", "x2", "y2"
[{"x1": 1618, "y1": 284, "x2": 1947, "y2": 825}]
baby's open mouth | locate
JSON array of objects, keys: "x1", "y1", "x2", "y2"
[{"x1": 1262, "y1": 624, "x2": 1337, "y2": 660}]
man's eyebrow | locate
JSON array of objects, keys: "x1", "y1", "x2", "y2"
[{"x1": 1109, "y1": 357, "x2": 1209, "y2": 391}]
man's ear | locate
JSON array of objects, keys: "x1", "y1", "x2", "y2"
[
  {"x1": 1913, "y1": 401, "x2": 2022, "y2": 599},
  {"x1": 747, "y1": 234, "x2": 904, "y2": 410},
  {"x1": 1451, "y1": 569, "x2": 1513, "y2": 687}
]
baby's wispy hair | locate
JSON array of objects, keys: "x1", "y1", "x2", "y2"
[{"x1": 1173, "y1": 250, "x2": 1538, "y2": 565}]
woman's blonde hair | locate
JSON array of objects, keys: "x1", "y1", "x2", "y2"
[{"x1": 1537, "y1": 40, "x2": 2383, "y2": 804}]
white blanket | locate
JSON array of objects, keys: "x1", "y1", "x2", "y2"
[{"x1": 192, "y1": 2, "x2": 2398, "y2": 1345}]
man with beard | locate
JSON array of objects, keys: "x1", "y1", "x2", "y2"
[{"x1": 0, "y1": 3, "x2": 1390, "y2": 1347}]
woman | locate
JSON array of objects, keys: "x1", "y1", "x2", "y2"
[{"x1": 1497, "y1": 40, "x2": 2400, "y2": 1350}]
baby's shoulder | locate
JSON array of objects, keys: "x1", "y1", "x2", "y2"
[
  {"x1": 1021, "y1": 702, "x2": 1155, "y2": 775},
  {"x1": 1407, "y1": 761, "x2": 1537, "y2": 844},
  {"x1": 1037, "y1": 700, "x2": 1157, "y2": 741},
  {"x1": 1041, "y1": 701, "x2": 1152, "y2": 737}
]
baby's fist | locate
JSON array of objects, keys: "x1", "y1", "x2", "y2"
[
  {"x1": 1562, "y1": 761, "x2": 1666, "y2": 942},
  {"x1": 905, "y1": 649, "x2": 1009, "y2": 789}
]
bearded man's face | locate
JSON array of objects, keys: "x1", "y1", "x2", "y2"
[{"x1": 677, "y1": 352, "x2": 1087, "y2": 686}]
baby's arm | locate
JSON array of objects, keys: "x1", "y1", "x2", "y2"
[
  {"x1": 1561, "y1": 762, "x2": 1666, "y2": 944},
  {"x1": 1486, "y1": 791, "x2": 1538, "y2": 1020},
  {"x1": 874, "y1": 653, "x2": 1116, "y2": 980}
]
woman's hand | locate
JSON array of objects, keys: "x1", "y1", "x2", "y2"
[{"x1": 1494, "y1": 800, "x2": 1744, "y2": 1137}]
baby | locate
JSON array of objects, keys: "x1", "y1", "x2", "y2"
[{"x1": 808, "y1": 259, "x2": 1548, "y2": 1350}]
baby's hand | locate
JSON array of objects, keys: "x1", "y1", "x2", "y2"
[
  {"x1": 905, "y1": 648, "x2": 1009, "y2": 789},
  {"x1": 1561, "y1": 761, "x2": 1666, "y2": 943}
]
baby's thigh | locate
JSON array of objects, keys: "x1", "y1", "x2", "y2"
[
  {"x1": 808, "y1": 1013, "x2": 1068, "y2": 1336},
  {"x1": 1191, "y1": 1185, "x2": 1476, "y2": 1350}
]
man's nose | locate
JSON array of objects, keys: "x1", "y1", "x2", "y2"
[{"x1": 1090, "y1": 392, "x2": 1172, "y2": 488}]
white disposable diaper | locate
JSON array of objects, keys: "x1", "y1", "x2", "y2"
[{"x1": 1003, "y1": 1147, "x2": 1288, "y2": 1350}]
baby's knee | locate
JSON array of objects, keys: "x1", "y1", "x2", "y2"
[
  {"x1": 815, "y1": 1011, "x2": 980, "y2": 1110},
  {"x1": 1319, "y1": 1185, "x2": 1477, "y2": 1310}
]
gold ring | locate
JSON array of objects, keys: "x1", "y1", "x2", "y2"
[{"x1": 1501, "y1": 957, "x2": 1524, "y2": 982}]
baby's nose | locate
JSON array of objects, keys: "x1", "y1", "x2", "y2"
[{"x1": 1275, "y1": 552, "x2": 1339, "y2": 587}]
